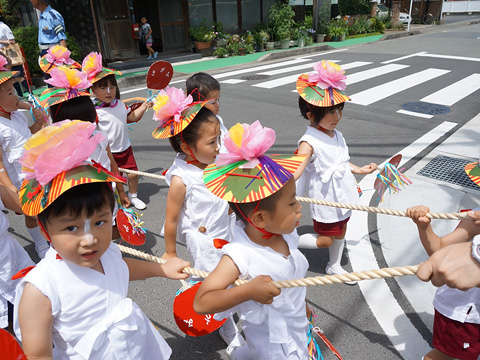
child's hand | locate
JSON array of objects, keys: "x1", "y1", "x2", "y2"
[
  {"x1": 361, "y1": 163, "x2": 378, "y2": 174},
  {"x1": 119, "y1": 192, "x2": 131, "y2": 208},
  {"x1": 406, "y1": 205, "x2": 431, "y2": 225},
  {"x1": 161, "y1": 251, "x2": 178, "y2": 260},
  {"x1": 161, "y1": 256, "x2": 190, "y2": 280},
  {"x1": 467, "y1": 210, "x2": 480, "y2": 226},
  {"x1": 247, "y1": 275, "x2": 281, "y2": 304},
  {"x1": 31, "y1": 107, "x2": 45, "y2": 124},
  {"x1": 144, "y1": 100, "x2": 153, "y2": 109},
  {"x1": 417, "y1": 241, "x2": 480, "y2": 290}
]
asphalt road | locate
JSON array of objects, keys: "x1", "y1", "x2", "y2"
[{"x1": 9, "y1": 18, "x2": 480, "y2": 359}]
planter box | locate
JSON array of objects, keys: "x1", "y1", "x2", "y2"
[
  {"x1": 195, "y1": 41, "x2": 211, "y2": 50},
  {"x1": 266, "y1": 42, "x2": 275, "y2": 51},
  {"x1": 316, "y1": 34, "x2": 326, "y2": 43},
  {"x1": 280, "y1": 39, "x2": 290, "y2": 49}
]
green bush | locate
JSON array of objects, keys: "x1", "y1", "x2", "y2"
[
  {"x1": 268, "y1": 2, "x2": 295, "y2": 41},
  {"x1": 213, "y1": 47, "x2": 229, "y2": 58},
  {"x1": 12, "y1": 26, "x2": 82, "y2": 77}
]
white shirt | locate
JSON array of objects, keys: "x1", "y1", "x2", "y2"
[
  {"x1": 297, "y1": 126, "x2": 359, "y2": 223},
  {"x1": 0, "y1": 22, "x2": 14, "y2": 48},
  {"x1": 95, "y1": 100, "x2": 131, "y2": 153}
]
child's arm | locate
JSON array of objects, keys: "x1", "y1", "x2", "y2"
[
  {"x1": 194, "y1": 255, "x2": 281, "y2": 314},
  {"x1": 0, "y1": 184, "x2": 22, "y2": 213},
  {"x1": 0, "y1": 154, "x2": 18, "y2": 193},
  {"x1": 105, "y1": 145, "x2": 130, "y2": 208},
  {"x1": 350, "y1": 162, "x2": 378, "y2": 175},
  {"x1": 18, "y1": 283, "x2": 54, "y2": 360},
  {"x1": 124, "y1": 256, "x2": 190, "y2": 281},
  {"x1": 293, "y1": 141, "x2": 313, "y2": 180},
  {"x1": 126, "y1": 101, "x2": 152, "y2": 123},
  {"x1": 162, "y1": 175, "x2": 186, "y2": 259}
]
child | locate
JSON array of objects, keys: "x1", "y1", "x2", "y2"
[
  {"x1": 0, "y1": 184, "x2": 34, "y2": 332},
  {"x1": 14, "y1": 120, "x2": 190, "y2": 359},
  {"x1": 0, "y1": 55, "x2": 49, "y2": 259},
  {"x1": 194, "y1": 120, "x2": 310, "y2": 359},
  {"x1": 152, "y1": 86, "x2": 243, "y2": 349},
  {"x1": 140, "y1": 16, "x2": 157, "y2": 60},
  {"x1": 86, "y1": 52, "x2": 151, "y2": 210},
  {"x1": 293, "y1": 60, "x2": 377, "y2": 284},
  {"x1": 185, "y1": 72, "x2": 227, "y2": 152}
]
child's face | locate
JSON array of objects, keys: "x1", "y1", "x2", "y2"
[
  {"x1": 264, "y1": 179, "x2": 302, "y2": 234},
  {"x1": 0, "y1": 81, "x2": 19, "y2": 114},
  {"x1": 92, "y1": 82, "x2": 116, "y2": 104},
  {"x1": 204, "y1": 90, "x2": 220, "y2": 115},
  {"x1": 141, "y1": 17, "x2": 147, "y2": 24},
  {"x1": 316, "y1": 106, "x2": 343, "y2": 131},
  {"x1": 44, "y1": 205, "x2": 113, "y2": 272},
  {"x1": 191, "y1": 119, "x2": 221, "y2": 166}
]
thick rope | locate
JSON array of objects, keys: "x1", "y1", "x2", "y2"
[
  {"x1": 119, "y1": 167, "x2": 469, "y2": 221},
  {"x1": 118, "y1": 244, "x2": 419, "y2": 287}
]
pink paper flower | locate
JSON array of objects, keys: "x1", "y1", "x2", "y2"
[
  {"x1": 44, "y1": 66, "x2": 92, "y2": 90},
  {"x1": 308, "y1": 60, "x2": 347, "y2": 91},
  {"x1": 0, "y1": 55, "x2": 8, "y2": 71},
  {"x1": 153, "y1": 86, "x2": 193, "y2": 126},
  {"x1": 20, "y1": 120, "x2": 105, "y2": 185},
  {"x1": 82, "y1": 52, "x2": 103, "y2": 79},
  {"x1": 216, "y1": 120, "x2": 276, "y2": 166},
  {"x1": 45, "y1": 45, "x2": 76, "y2": 66}
]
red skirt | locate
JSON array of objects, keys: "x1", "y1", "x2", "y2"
[
  {"x1": 313, "y1": 217, "x2": 350, "y2": 236},
  {"x1": 112, "y1": 146, "x2": 138, "y2": 171}
]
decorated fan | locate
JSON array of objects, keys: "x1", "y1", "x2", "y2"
[
  {"x1": 147, "y1": 61, "x2": 173, "y2": 90},
  {"x1": 39, "y1": 45, "x2": 81, "y2": 74},
  {"x1": 116, "y1": 207, "x2": 147, "y2": 246},
  {"x1": 0, "y1": 329, "x2": 27, "y2": 360},
  {"x1": 373, "y1": 154, "x2": 411, "y2": 202}
]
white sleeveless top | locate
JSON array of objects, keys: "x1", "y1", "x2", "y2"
[{"x1": 96, "y1": 100, "x2": 131, "y2": 153}]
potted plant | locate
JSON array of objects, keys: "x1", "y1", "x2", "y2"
[
  {"x1": 212, "y1": 21, "x2": 227, "y2": 46},
  {"x1": 268, "y1": 2, "x2": 295, "y2": 45},
  {"x1": 213, "y1": 47, "x2": 229, "y2": 58},
  {"x1": 316, "y1": 2, "x2": 330, "y2": 42},
  {"x1": 328, "y1": 22, "x2": 342, "y2": 42},
  {"x1": 276, "y1": 26, "x2": 291, "y2": 49},
  {"x1": 189, "y1": 19, "x2": 215, "y2": 49}
]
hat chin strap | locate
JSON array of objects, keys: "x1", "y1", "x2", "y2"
[
  {"x1": 0, "y1": 105, "x2": 11, "y2": 116},
  {"x1": 234, "y1": 202, "x2": 277, "y2": 240},
  {"x1": 180, "y1": 132, "x2": 198, "y2": 165}
]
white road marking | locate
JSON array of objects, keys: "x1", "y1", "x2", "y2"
[
  {"x1": 258, "y1": 60, "x2": 341, "y2": 76},
  {"x1": 220, "y1": 79, "x2": 247, "y2": 84},
  {"x1": 421, "y1": 73, "x2": 480, "y2": 106},
  {"x1": 396, "y1": 109, "x2": 434, "y2": 118},
  {"x1": 418, "y1": 53, "x2": 480, "y2": 62},
  {"x1": 213, "y1": 58, "x2": 312, "y2": 79},
  {"x1": 346, "y1": 64, "x2": 410, "y2": 85},
  {"x1": 381, "y1": 52, "x2": 428, "y2": 64}
]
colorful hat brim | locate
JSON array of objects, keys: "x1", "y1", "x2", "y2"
[
  {"x1": 39, "y1": 87, "x2": 91, "y2": 108},
  {"x1": 203, "y1": 154, "x2": 306, "y2": 203},
  {"x1": 0, "y1": 71, "x2": 19, "y2": 85},
  {"x1": 152, "y1": 101, "x2": 209, "y2": 139},
  {"x1": 39, "y1": 55, "x2": 81, "y2": 74},
  {"x1": 20, "y1": 164, "x2": 126, "y2": 216},
  {"x1": 465, "y1": 161, "x2": 480, "y2": 188},
  {"x1": 296, "y1": 73, "x2": 350, "y2": 107},
  {"x1": 89, "y1": 68, "x2": 122, "y2": 83}
]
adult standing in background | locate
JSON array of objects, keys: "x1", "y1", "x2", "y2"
[{"x1": 30, "y1": 0, "x2": 67, "y2": 84}]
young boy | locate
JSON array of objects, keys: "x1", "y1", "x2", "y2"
[
  {"x1": 140, "y1": 16, "x2": 157, "y2": 60},
  {"x1": 194, "y1": 121, "x2": 310, "y2": 359}
]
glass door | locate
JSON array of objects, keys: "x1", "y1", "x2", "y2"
[{"x1": 159, "y1": 0, "x2": 188, "y2": 51}]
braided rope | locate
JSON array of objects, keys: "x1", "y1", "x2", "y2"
[
  {"x1": 118, "y1": 244, "x2": 419, "y2": 287},
  {"x1": 119, "y1": 167, "x2": 469, "y2": 221}
]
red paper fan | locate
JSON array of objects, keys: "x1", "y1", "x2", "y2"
[
  {"x1": 116, "y1": 208, "x2": 146, "y2": 245},
  {"x1": 147, "y1": 61, "x2": 173, "y2": 90},
  {"x1": 173, "y1": 282, "x2": 226, "y2": 337},
  {"x1": 0, "y1": 329, "x2": 27, "y2": 360},
  {"x1": 374, "y1": 154, "x2": 402, "y2": 189}
]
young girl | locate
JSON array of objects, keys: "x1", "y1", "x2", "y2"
[
  {"x1": 151, "y1": 86, "x2": 243, "y2": 349},
  {"x1": 293, "y1": 61, "x2": 377, "y2": 284},
  {"x1": 194, "y1": 121, "x2": 310, "y2": 359},
  {"x1": 140, "y1": 16, "x2": 157, "y2": 60},
  {"x1": 14, "y1": 120, "x2": 189, "y2": 359},
  {"x1": 0, "y1": 55, "x2": 49, "y2": 259},
  {"x1": 86, "y1": 52, "x2": 151, "y2": 210}
]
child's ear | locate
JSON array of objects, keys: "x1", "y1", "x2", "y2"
[
  {"x1": 250, "y1": 210, "x2": 267, "y2": 229},
  {"x1": 179, "y1": 141, "x2": 192, "y2": 155},
  {"x1": 306, "y1": 111, "x2": 315, "y2": 122}
]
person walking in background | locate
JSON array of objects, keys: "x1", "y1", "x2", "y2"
[{"x1": 140, "y1": 16, "x2": 157, "y2": 60}]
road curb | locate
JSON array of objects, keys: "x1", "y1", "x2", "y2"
[
  {"x1": 381, "y1": 30, "x2": 420, "y2": 40},
  {"x1": 257, "y1": 44, "x2": 332, "y2": 62}
]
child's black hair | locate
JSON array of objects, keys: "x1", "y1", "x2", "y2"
[
  {"x1": 186, "y1": 72, "x2": 220, "y2": 102},
  {"x1": 50, "y1": 96, "x2": 97, "y2": 123},
  {"x1": 168, "y1": 107, "x2": 218, "y2": 153},
  {"x1": 92, "y1": 74, "x2": 121, "y2": 100},
  {"x1": 37, "y1": 182, "x2": 115, "y2": 227},
  {"x1": 229, "y1": 180, "x2": 288, "y2": 225},
  {"x1": 298, "y1": 96, "x2": 345, "y2": 126}
]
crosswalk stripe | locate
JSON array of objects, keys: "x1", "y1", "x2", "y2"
[
  {"x1": 420, "y1": 73, "x2": 480, "y2": 106},
  {"x1": 255, "y1": 61, "x2": 371, "y2": 89},
  {"x1": 346, "y1": 64, "x2": 410, "y2": 85},
  {"x1": 349, "y1": 68, "x2": 451, "y2": 106},
  {"x1": 220, "y1": 79, "x2": 247, "y2": 84},
  {"x1": 213, "y1": 58, "x2": 311, "y2": 79}
]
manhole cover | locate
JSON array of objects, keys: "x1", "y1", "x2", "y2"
[
  {"x1": 402, "y1": 102, "x2": 450, "y2": 115},
  {"x1": 240, "y1": 75, "x2": 270, "y2": 80},
  {"x1": 417, "y1": 155, "x2": 479, "y2": 190}
]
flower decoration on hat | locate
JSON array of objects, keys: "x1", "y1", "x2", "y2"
[
  {"x1": 19, "y1": 120, "x2": 126, "y2": 216},
  {"x1": 152, "y1": 86, "x2": 209, "y2": 139},
  {"x1": 82, "y1": 51, "x2": 122, "y2": 84},
  {"x1": 465, "y1": 156, "x2": 480, "y2": 188},
  {"x1": 39, "y1": 66, "x2": 91, "y2": 108},
  {"x1": 39, "y1": 45, "x2": 81, "y2": 74},
  {"x1": 203, "y1": 120, "x2": 305, "y2": 204},
  {"x1": 0, "y1": 55, "x2": 19, "y2": 85},
  {"x1": 296, "y1": 60, "x2": 350, "y2": 107}
]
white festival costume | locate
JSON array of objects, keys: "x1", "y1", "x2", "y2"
[
  {"x1": 165, "y1": 153, "x2": 231, "y2": 272},
  {"x1": 0, "y1": 197, "x2": 34, "y2": 328},
  {"x1": 298, "y1": 126, "x2": 358, "y2": 223},
  {"x1": 14, "y1": 243, "x2": 171, "y2": 359},
  {"x1": 215, "y1": 224, "x2": 309, "y2": 359},
  {"x1": 96, "y1": 100, "x2": 131, "y2": 153},
  {"x1": 0, "y1": 112, "x2": 31, "y2": 188}
]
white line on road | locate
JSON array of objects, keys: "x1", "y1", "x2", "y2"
[
  {"x1": 213, "y1": 58, "x2": 312, "y2": 79},
  {"x1": 396, "y1": 109, "x2": 434, "y2": 118},
  {"x1": 258, "y1": 60, "x2": 340, "y2": 76},
  {"x1": 220, "y1": 79, "x2": 247, "y2": 84},
  {"x1": 349, "y1": 68, "x2": 451, "y2": 106},
  {"x1": 420, "y1": 73, "x2": 480, "y2": 106},
  {"x1": 346, "y1": 120, "x2": 457, "y2": 359},
  {"x1": 381, "y1": 52, "x2": 428, "y2": 64},
  {"x1": 346, "y1": 64, "x2": 410, "y2": 85},
  {"x1": 418, "y1": 53, "x2": 480, "y2": 62}
]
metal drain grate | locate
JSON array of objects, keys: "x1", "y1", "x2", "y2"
[
  {"x1": 241, "y1": 75, "x2": 270, "y2": 80},
  {"x1": 402, "y1": 102, "x2": 450, "y2": 115},
  {"x1": 417, "y1": 155, "x2": 479, "y2": 190}
]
